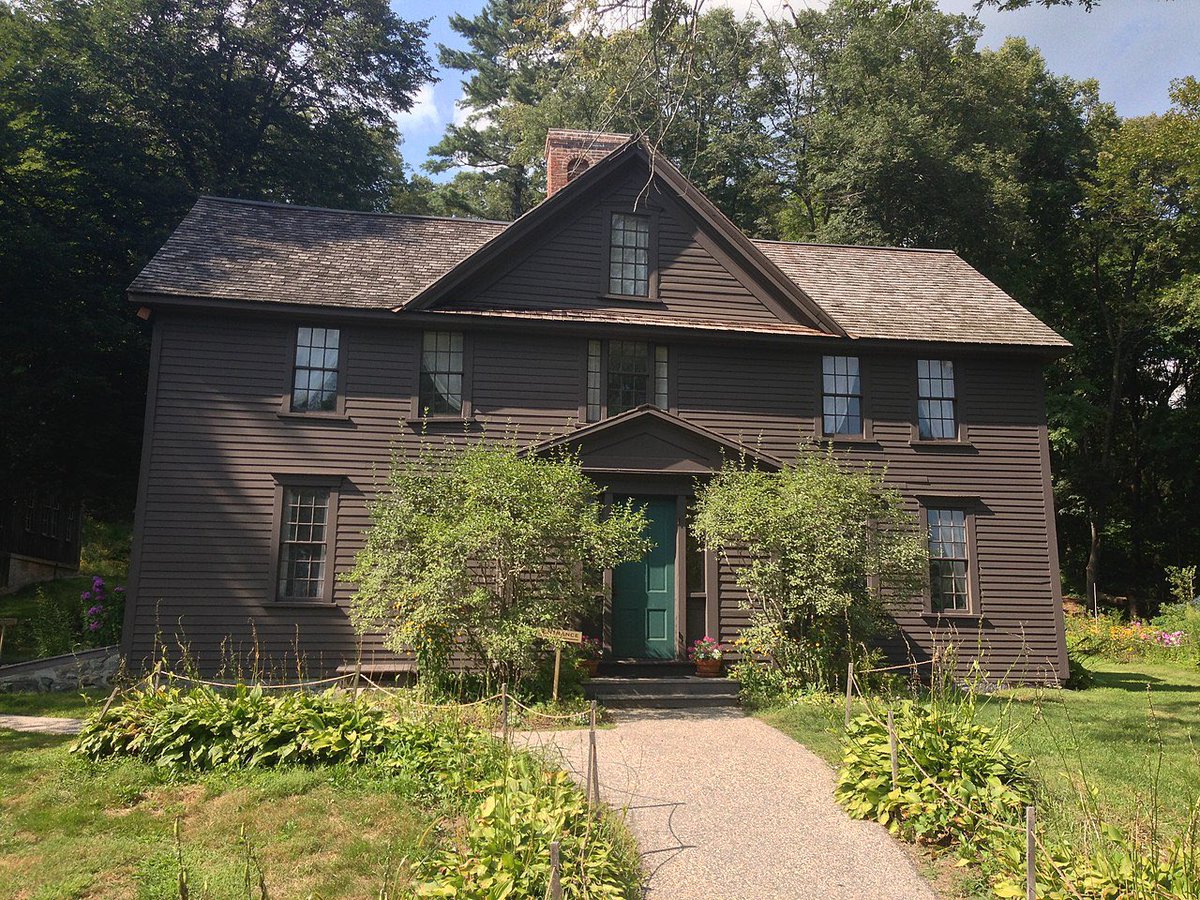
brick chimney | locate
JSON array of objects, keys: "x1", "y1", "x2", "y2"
[{"x1": 544, "y1": 129, "x2": 632, "y2": 197}]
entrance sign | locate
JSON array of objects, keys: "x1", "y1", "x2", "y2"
[{"x1": 537, "y1": 628, "x2": 584, "y2": 700}]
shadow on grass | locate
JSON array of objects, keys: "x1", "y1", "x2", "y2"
[
  {"x1": 0, "y1": 728, "x2": 75, "y2": 754},
  {"x1": 1089, "y1": 670, "x2": 1200, "y2": 693}
]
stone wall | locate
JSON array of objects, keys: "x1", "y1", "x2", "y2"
[{"x1": 0, "y1": 646, "x2": 121, "y2": 692}]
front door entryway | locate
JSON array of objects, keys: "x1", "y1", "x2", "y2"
[{"x1": 612, "y1": 497, "x2": 676, "y2": 659}]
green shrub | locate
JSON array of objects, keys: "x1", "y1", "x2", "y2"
[
  {"x1": 835, "y1": 699, "x2": 1032, "y2": 856},
  {"x1": 412, "y1": 756, "x2": 642, "y2": 899},
  {"x1": 29, "y1": 587, "x2": 78, "y2": 656}
]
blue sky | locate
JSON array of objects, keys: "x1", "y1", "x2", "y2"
[{"x1": 393, "y1": 0, "x2": 1199, "y2": 176}]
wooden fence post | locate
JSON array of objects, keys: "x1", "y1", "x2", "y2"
[
  {"x1": 844, "y1": 661, "x2": 855, "y2": 728},
  {"x1": 588, "y1": 700, "x2": 600, "y2": 807},
  {"x1": 500, "y1": 683, "x2": 509, "y2": 745},
  {"x1": 1026, "y1": 805, "x2": 1036, "y2": 900},
  {"x1": 549, "y1": 840, "x2": 562, "y2": 900},
  {"x1": 887, "y1": 709, "x2": 899, "y2": 789},
  {"x1": 552, "y1": 645, "x2": 562, "y2": 703}
]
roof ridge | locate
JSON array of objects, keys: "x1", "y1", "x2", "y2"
[
  {"x1": 752, "y1": 238, "x2": 955, "y2": 254},
  {"x1": 196, "y1": 195, "x2": 511, "y2": 226}
]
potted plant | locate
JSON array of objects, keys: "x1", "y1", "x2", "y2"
[
  {"x1": 577, "y1": 636, "x2": 604, "y2": 676},
  {"x1": 689, "y1": 636, "x2": 724, "y2": 677}
]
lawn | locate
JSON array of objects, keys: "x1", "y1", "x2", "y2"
[
  {"x1": 0, "y1": 518, "x2": 130, "y2": 664},
  {"x1": 0, "y1": 728, "x2": 431, "y2": 898},
  {"x1": 0, "y1": 688, "x2": 111, "y2": 719},
  {"x1": 760, "y1": 659, "x2": 1200, "y2": 845}
]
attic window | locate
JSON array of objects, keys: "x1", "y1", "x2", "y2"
[
  {"x1": 609, "y1": 213, "x2": 650, "y2": 297},
  {"x1": 566, "y1": 157, "x2": 590, "y2": 182}
]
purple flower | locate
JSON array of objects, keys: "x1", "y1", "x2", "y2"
[
  {"x1": 82, "y1": 591, "x2": 92, "y2": 601},
  {"x1": 88, "y1": 621, "x2": 101, "y2": 632},
  {"x1": 114, "y1": 587, "x2": 125, "y2": 594},
  {"x1": 92, "y1": 576, "x2": 104, "y2": 590},
  {"x1": 88, "y1": 605, "x2": 103, "y2": 617}
]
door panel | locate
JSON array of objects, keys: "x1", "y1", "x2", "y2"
[{"x1": 612, "y1": 497, "x2": 676, "y2": 658}]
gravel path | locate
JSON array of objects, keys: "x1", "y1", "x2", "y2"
[
  {"x1": 529, "y1": 708, "x2": 937, "y2": 900},
  {"x1": 0, "y1": 714, "x2": 83, "y2": 734}
]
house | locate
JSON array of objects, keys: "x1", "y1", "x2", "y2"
[
  {"x1": 1, "y1": 496, "x2": 81, "y2": 593},
  {"x1": 122, "y1": 130, "x2": 1070, "y2": 683}
]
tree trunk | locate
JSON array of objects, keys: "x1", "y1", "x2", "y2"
[{"x1": 1085, "y1": 518, "x2": 1099, "y2": 614}]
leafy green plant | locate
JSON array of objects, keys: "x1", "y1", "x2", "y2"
[
  {"x1": 347, "y1": 438, "x2": 649, "y2": 690},
  {"x1": 29, "y1": 587, "x2": 78, "y2": 657},
  {"x1": 836, "y1": 699, "x2": 1032, "y2": 856},
  {"x1": 692, "y1": 448, "x2": 926, "y2": 691},
  {"x1": 411, "y1": 755, "x2": 641, "y2": 899}
]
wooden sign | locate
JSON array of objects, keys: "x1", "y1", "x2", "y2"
[
  {"x1": 536, "y1": 628, "x2": 583, "y2": 644},
  {"x1": 536, "y1": 628, "x2": 584, "y2": 702}
]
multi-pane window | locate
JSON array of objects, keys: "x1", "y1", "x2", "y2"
[
  {"x1": 822, "y1": 355, "x2": 863, "y2": 436},
  {"x1": 588, "y1": 341, "x2": 668, "y2": 421},
  {"x1": 291, "y1": 327, "x2": 340, "y2": 412},
  {"x1": 587, "y1": 340, "x2": 603, "y2": 421},
  {"x1": 609, "y1": 213, "x2": 650, "y2": 296},
  {"x1": 928, "y1": 508, "x2": 970, "y2": 612},
  {"x1": 419, "y1": 331, "x2": 464, "y2": 415},
  {"x1": 278, "y1": 487, "x2": 329, "y2": 600},
  {"x1": 918, "y1": 359, "x2": 957, "y2": 439}
]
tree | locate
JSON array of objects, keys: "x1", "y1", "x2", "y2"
[
  {"x1": 0, "y1": 0, "x2": 433, "y2": 512},
  {"x1": 692, "y1": 450, "x2": 927, "y2": 690},
  {"x1": 347, "y1": 440, "x2": 650, "y2": 690},
  {"x1": 1050, "y1": 78, "x2": 1200, "y2": 610},
  {"x1": 427, "y1": 0, "x2": 571, "y2": 220}
]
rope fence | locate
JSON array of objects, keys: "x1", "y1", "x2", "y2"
[{"x1": 842, "y1": 659, "x2": 1085, "y2": 900}]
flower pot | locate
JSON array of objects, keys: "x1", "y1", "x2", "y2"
[
  {"x1": 580, "y1": 659, "x2": 600, "y2": 677},
  {"x1": 694, "y1": 658, "x2": 722, "y2": 677}
]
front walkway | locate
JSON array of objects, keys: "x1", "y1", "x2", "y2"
[
  {"x1": 528, "y1": 708, "x2": 937, "y2": 900},
  {"x1": 0, "y1": 714, "x2": 83, "y2": 734}
]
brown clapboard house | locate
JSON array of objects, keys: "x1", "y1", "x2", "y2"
[{"x1": 122, "y1": 130, "x2": 1071, "y2": 683}]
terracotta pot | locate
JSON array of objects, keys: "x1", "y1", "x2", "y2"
[
  {"x1": 580, "y1": 659, "x2": 600, "y2": 677},
  {"x1": 694, "y1": 658, "x2": 723, "y2": 677}
]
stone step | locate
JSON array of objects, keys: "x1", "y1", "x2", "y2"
[
  {"x1": 585, "y1": 675, "x2": 740, "y2": 708},
  {"x1": 599, "y1": 692, "x2": 742, "y2": 710},
  {"x1": 595, "y1": 660, "x2": 695, "y2": 678}
]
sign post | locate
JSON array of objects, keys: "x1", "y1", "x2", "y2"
[{"x1": 536, "y1": 628, "x2": 584, "y2": 702}]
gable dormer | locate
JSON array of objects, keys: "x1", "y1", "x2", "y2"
[{"x1": 402, "y1": 137, "x2": 843, "y2": 336}]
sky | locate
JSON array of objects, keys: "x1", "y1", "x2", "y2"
[{"x1": 392, "y1": 0, "x2": 1200, "y2": 176}]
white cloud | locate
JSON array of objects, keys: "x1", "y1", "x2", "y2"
[{"x1": 392, "y1": 85, "x2": 441, "y2": 133}]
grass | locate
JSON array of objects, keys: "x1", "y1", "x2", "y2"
[
  {"x1": 759, "y1": 659, "x2": 1200, "y2": 891},
  {"x1": 0, "y1": 517, "x2": 130, "y2": 664},
  {"x1": 0, "y1": 727, "x2": 436, "y2": 897},
  {"x1": 0, "y1": 687, "x2": 111, "y2": 719}
]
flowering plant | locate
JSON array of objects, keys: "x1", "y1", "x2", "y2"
[
  {"x1": 689, "y1": 636, "x2": 723, "y2": 662},
  {"x1": 579, "y1": 636, "x2": 604, "y2": 659},
  {"x1": 81, "y1": 576, "x2": 125, "y2": 645}
]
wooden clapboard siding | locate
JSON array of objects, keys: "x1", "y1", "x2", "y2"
[
  {"x1": 440, "y1": 164, "x2": 791, "y2": 326},
  {"x1": 126, "y1": 307, "x2": 1065, "y2": 683}
]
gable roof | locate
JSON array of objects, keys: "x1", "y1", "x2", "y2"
[
  {"x1": 401, "y1": 139, "x2": 846, "y2": 336},
  {"x1": 128, "y1": 156, "x2": 1069, "y2": 350},
  {"x1": 755, "y1": 241, "x2": 1068, "y2": 347},
  {"x1": 129, "y1": 197, "x2": 505, "y2": 309},
  {"x1": 527, "y1": 405, "x2": 783, "y2": 473}
]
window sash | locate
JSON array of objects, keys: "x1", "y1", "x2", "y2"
[
  {"x1": 291, "y1": 327, "x2": 340, "y2": 412},
  {"x1": 609, "y1": 213, "x2": 650, "y2": 296},
  {"x1": 419, "y1": 331, "x2": 464, "y2": 415},
  {"x1": 927, "y1": 508, "x2": 969, "y2": 612},
  {"x1": 278, "y1": 487, "x2": 329, "y2": 600},
  {"x1": 917, "y1": 359, "x2": 957, "y2": 439},
  {"x1": 822, "y1": 355, "x2": 862, "y2": 435},
  {"x1": 587, "y1": 340, "x2": 602, "y2": 422}
]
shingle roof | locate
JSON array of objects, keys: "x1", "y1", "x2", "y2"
[
  {"x1": 130, "y1": 197, "x2": 506, "y2": 309},
  {"x1": 753, "y1": 241, "x2": 1068, "y2": 347},
  {"x1": 131, "y1": 196, "x2": 1068, "y2": 349}
]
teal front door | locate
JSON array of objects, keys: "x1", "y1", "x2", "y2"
[{"x1": 612, "y1": 497, "x2": 677, "y2": 659}]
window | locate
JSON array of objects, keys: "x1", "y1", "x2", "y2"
[
  {"x1": 927, "y1": 508, "x2": 970, "y2": 612},
  {"x1": 822, "y1": 355, "x2": 862, "y2": 436},
  {"x1": 419, "y1": 331, "x2": 464, "y2": 415},
  {"x1": 588, "y1": 341, "x2": 669, "y2": 421},
  {"x1": 917, "y1": 360, "x2": 957, "y2": 439},
  {"x1": 609, "y1": 213, "x2": 650, "y2": 296},
  {"x1": 278, "y1": 487, "x2": 330, "y2": 600},
  {"x1": 291, "y1": 327, "x2": 340, "y2": 412}
]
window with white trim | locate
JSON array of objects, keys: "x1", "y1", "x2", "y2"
[
  {"x1": 419, "y1": 331, "x2": 464, "y2": 415},
  {"x1": 917, "y1": 359, "x2": 957, "y2": 439}
]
